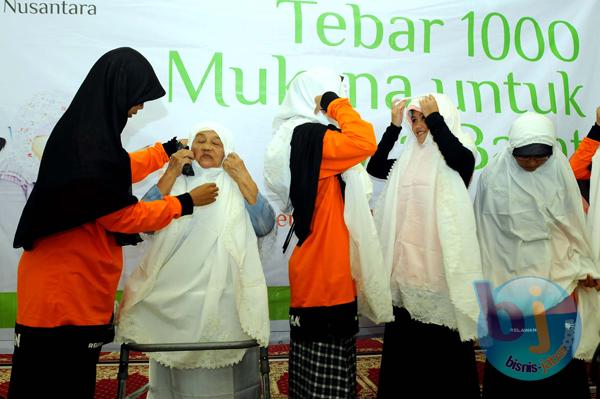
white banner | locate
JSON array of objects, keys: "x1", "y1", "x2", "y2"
[{"x1": 1, "y1": 0, "x2": 600, "y2": 329}]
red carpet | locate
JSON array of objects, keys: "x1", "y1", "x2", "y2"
[
  {"x1": 0, "y1": 339, "x2": 595, "y2": 398},
  {"x1": 0, "y1": 339, "x2": 382, "y2": 398}
]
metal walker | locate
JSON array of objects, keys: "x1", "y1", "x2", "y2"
[{"x1": 116, "y1": 340, "x2": 271, "y2": 399}]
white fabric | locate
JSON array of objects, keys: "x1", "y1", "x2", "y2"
[
  {"x1": 475, "y1": 112, "x2": 600, "y2": 360},
  {"x1": 264, "y1": 68, "x2": 393, "y2": 324},
  {"x1": 588, "y1": 148, "x2": 600, "y2": 262},
  {"x1": 342, "y1": 165, "x2": 394, "y2": 323},
  {"x1": 117, "y1": 122, "x2": 270, "y2": 369},
  {"x1": 147, "y1": 348, "x2": 260, "y2": 399},
  {"x1": 374, "y1": 93, "x2": 483, "y2": 341}
]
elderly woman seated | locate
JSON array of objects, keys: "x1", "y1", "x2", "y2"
[{"x1": 117, "y1": 123, "x2": 274, "y2": 399}]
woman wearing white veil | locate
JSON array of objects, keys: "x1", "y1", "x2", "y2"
[
  {"x1": 264, "y1": 68, "x2": 393, "y2": 398},
  {"x1": 475, "y1": 112, "x2": 599, "y2": 398},
  {"x1": 117, "y1": 123, "x2": 272, "y2": 399},
  {"x1": 370, "y1": 94, "x2": 482, "y2": 398}
]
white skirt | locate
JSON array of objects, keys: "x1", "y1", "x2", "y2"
[{"x1": 147, "y1": 346, "x2": 261, "y2": 399}]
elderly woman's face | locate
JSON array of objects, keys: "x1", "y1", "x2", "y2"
[
  {"x1": 192, "y1": 130, "x2": 225, "y2": 168},
  {"x1": 410, "y1": 110, "x2": 430, "y2": 144}
]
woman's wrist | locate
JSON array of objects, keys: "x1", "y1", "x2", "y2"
[
  {"x1": 157, "y1": 169, "x2": 178, "y2": 195},
  {"x1": 164, "y1": 166, "x2": 181, "y2": 179},
  {"x1": 237, "y1": 175, "x2": 258, "y2": 205}
]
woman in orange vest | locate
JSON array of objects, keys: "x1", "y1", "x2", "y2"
[
  {"x1": 8, "y1": 48, "x2": 218, "y2": 398},
  {"x1": 264, "y1": 68, "x2": 382, "y2": 398},
  {"x1": 569, "y1": 106, "x2": 600, "y2": 204}
]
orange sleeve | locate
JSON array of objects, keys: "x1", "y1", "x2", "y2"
[
  {"x1": 569, "y1": 137, "x2": 600, "y2": 180},
  {"x1": 129, "y1": 142, "x2": 170, "y2": 183},
  {"x1": 97, "y1": 195, "x2": 182, "y2": 233},
  {"x1": 320, "y1": 98, "x2": 377, "y2": 179}
]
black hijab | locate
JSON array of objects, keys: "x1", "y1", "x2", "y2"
[
  {"x1": 289, "y1": 123, "x2": 345, "y2": 247},
  {"x1": 13, "y1": 47, "x2": 166, "y2": 250},
  {"x1": 512, "y1": 143, "x2": 553, "y2": 157}
]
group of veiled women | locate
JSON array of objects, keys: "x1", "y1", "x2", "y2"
[{"x1": 7, "y1": 47, "x2": 600, "y2": 399}]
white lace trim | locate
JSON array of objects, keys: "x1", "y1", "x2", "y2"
[
  {"x1": 116, "y1": 311, "x2": 247, "y2": 370},
  {"x1": 236, "y1": 283, "x2": 270, "y2": 348},
  {"x1": 393, "y1": 284, "x2": 458, "y2": 330},
  {"x1": 356, "y1": 275, "x2": 394, "y2": 324}
]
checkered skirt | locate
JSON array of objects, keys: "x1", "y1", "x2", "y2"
[{"x1": 288, "y1": 336, "x2": 357, "y2": 398}]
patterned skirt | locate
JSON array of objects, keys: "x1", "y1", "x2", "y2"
[{"x1": 288, "y1": 336, "x2": 357, "y2": 399}]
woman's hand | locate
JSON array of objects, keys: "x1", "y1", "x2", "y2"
[
  {"x1": 223, "y1": 153, "x2": 251, "y2": 183},
  {"x1": 189, "y1": 183, "x2": 219, "y2": 206},
  {"x1": 596, "y1": 106, "x2": 600, "y2": 126},
  {"x1": 419, "y1": 95, "x2": 439, "y2": 117},
  {"x1": 578, "y1": 274, "x2": 600, "y2": 290},
  {"x1": 156, "y1": 149, "x2": 194, "y2": 195},
  {"x1": 391, "y1": 99, "x2": 408, "y2": 127},
  {"x1": 166, "y1": 149, "x2": 194, "y2": 177},
  {"x1": 223, "y1": 153, "x2": 258, "y2": 204}
]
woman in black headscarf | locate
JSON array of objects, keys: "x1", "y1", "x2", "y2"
[{"x1": 8, "y1": 47, "x2": 218, "y2": 398}]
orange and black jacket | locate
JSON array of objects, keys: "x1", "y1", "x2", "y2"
[
  {"x1": 16, "y1": 142, "x2": 191, "y2": 329},
  {"x1": 569, "y1": 124, "x2": 600, "y2": 201},
  {"x1": 287, "y1": 94, "x2": 377, "y2": 340}
]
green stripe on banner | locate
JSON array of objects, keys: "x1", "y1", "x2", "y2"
[
  {"x1": 0, "y1": 286, "x2": 290, "y2": 328},
  {"x1": 0, "y1": 292, "x2": 17, "y2": 328},
  {"x1": 266, "y1": 286, "x2": 291, "y2": 320}
]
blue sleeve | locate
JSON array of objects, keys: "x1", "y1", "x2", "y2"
[
  {"x1": 245, "y1": 192, "x2": 275, "y2": 237},
  {"x1": 141, "y1": 185, "x2": 164, "y2": 202},
  {"x1": 133, "y1": 185, "x2": 165, "y2": 237}
]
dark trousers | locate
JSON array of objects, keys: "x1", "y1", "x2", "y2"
[
  {"x1": 482, "y1": 358, "x2": 590, "y2": 399},
  {"x1": 8, "y1": 323, "x2": 114, "y2": 399},
  {"x1": 377, "y1": 306, "x2": 481, "y2": 399}
]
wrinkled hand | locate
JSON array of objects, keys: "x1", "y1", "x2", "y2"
[
  {"x1": 419, "y1": 95, "x2": 439, "y2": 118},
  {"x1": 596, "y1": 106, "x2": 600, "y2": 126},
  {"x1": 189, "y1": 183, "x2": 219, "y2": 206},
  {"x1": 223, "y1": 153, "x2": 251, "y2": 184},
  {"x1": 391, "y1": 99, "x2": 408, "y2": 127},
  {"x1": 179, "y1": 138, "x2": 188, "y2": 147},
  {"x1": 166, "y1": 149, "x2": 194, "y2": 176}
]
